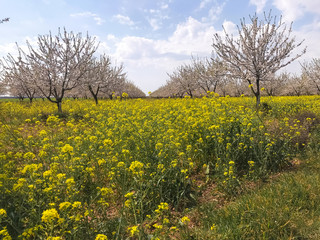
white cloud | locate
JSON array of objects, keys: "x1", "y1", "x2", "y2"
[
  {"x1": 280, "y1": 23, "x2": 317, "y2": 75},
  {"x1": 42, "y1": 0, "x2": 66, "y2": 6},
  {"x1": 273, "y1": 0, "x2": 320, "y2": 22},
  {"x1": 148, "y1": 18, "x2": 161, "y2": 31},
  {"x1": 70, "y1": 12, "x2": 105, "y2": 25},
  {"x1": 222, "y1": 20, "x2": 237, "y2": 35},
  {"x1": 0, "y1": 42, "x2": 18, "y2": 57},
  {"x1": 207, "y1": 2, "x2": 226, "y2": 22},
  {"x1": 249, "y1": 0, "x2": 267, "y2": 13},
  {"x1": 199, "y1": 0, "x2": 213, "y2": 9},
  {"x1": 102, "y1": 17, "x2": 217, "y2": 92},
  {"x1": 96, "y1": 41, "x2": 111, "y2": 54},
  {"x1": 114, "y1": 36, "x2": 156, "y2": 60},
  {"x1": 199, "y1": 0, "x2": 227, "y2": 23},
  {"x1": 292, "y1": 20, "x2": 320, "y2": 61},
  {"x1": 144, "y1": 1, "x2": 170, "y2": 31},
  {"x1": 113, "y1": 14, "x2": 135, "y2": 26},
  {"x1": 164, "y1": 17, "x2": 216, "y2": 55},
  {"x1": 271, "y1": 0, "x2": 320, "y2": 75},
  {"x1": 160, "y1": 3, "x2": 169, "y2": 9},
  {"x1": 107, "y1": 34, "x2": 116, "y2": 41}
]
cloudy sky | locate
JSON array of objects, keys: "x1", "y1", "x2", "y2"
[{"x1": 0, "y1": 0, "x2": 320, "y2": 93}]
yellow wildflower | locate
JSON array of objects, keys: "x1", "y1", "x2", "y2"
[
  {"x1": 181, "y1": 216, "x2": 190, "y2": 224},
  {"x1": 72, "y1": 201, "x2": 82, "y2": 209},
  {"x1": 61, "y1": 144, "x2": 73, "y2": 153},
  {"x1": 0, "y1": 209, "x2": 7, "y2": 217},
  {"x1": 41, "y1": 209, "x2": 60, "y2": 223},
  {"x1": 95, "y1": 234, "x2": 108, "y2": 240},
  {"x1": 210, "y1": 223, "x2": 216, "y2": 230},
  {"x1": 128, "y1": 225, "x2": 139, "y2": 237},
  {"x1": 59, "y1": 202, "x2": 72, "y2": 211}
]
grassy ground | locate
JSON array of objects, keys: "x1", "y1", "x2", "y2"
[{"x1": 187, "y1": 136, "x2": 320, "y2": 239}]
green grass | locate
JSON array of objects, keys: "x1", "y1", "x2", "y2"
[{"x1": 189, "y1": 137, "x2": 320, "y2": 239}]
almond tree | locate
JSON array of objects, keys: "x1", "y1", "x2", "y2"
[
  {"x1": 123, "y1": 81, "x2": 146, "y2": 98},
  {"x1": 301, "y1": 58, "x2": 320, "y2": 95},
  {"x1": 103, "y1": 64, "x2": 127, "y2": 99},
  {"x1": 168, "y1": 64, "x2": 198, "y2": 97},
  {"x1": 0, "y1": 64, "x2": 6, "y2": 95},
  {"x1": 86, "y1": 56, "x2": 128, "y2": 103},
  {"x1": 192, "y1": 56, "x2": 227, "y2": 94},
  {"x1": 150, "y1": 79, "x2": 184, "y2": 98},
  {"x1": 287, "y1": 73, "x2": 310, "y2": 96},
  {"x1": 262, "y1": 72, "x2": 289, "y2": 96},
  {"x1": 227, "y1": 78, "x2": 248, "y2": 97},
  {"x1": 85, "y1": 54, "x2": 112, "y2": 104},
  {"x1": 22, "y1": 28, "x2": 98, "y2": 112},
  {"x1": 213, "y1": 11, "x2": 306, "y2": 107},
  {"x1": 2, "y1": 51, "x2": 39, "y2": 102}
]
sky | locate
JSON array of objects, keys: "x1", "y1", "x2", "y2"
[{"x1": 0, "y1": 0, "x2": 320, "y2": 94}]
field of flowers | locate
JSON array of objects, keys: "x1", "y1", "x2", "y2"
[{"x1": 0, "y1": 95, "x2": 319, "y2": 239}]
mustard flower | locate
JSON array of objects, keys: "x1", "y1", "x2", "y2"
[
  {"x1": 0, "y1": 227, "x2": 11, "y2": 240},
  {"x1": 41, "y1": 209, "x2": 60, "y2": 223},
  {"x1": 210, "y1": 223, "x2": 216, "y2": 230},
  {"x1": 59, "y1": 202, "x2": 72, "y2": 211},
  {"x1": 23, "y1": 152, "x2": 36, "y2": 160},
  {"x1": 99, "y1": 187, "x2": 114, "y2": 196},
  {"x1": 163, "y1": 218, "x2": 170, "y2": 224},
  {"x1": 0, "y1": 209, "x2": 7, "y2": 217},
  {"x1": 248, "y1": 161, "x2": 255, "y2": 167},
  {"x1": 95, "y1": 234, "x2": 108, "y2": 240},
  {"x1": 66, "y1": 178, "x2": 75, "y2": 186},
  {"x1": 158, "y1": 202, "x2": 169, "y2": 210},
  {"x1": 129, "y1": 161, "x2": 144, "y2": 176},
  {"x1": 124, "y1": 199, "x2": 131, "y2": 208},
  {"x1": 153, "y1": 223, "x2": 163, "y2": 229},
  {"x1": 89, "y1": 136, "x2": 98, "y2": 142},
  {"x1": 39, "y1": 130, "x2": 47, "y2": 136},
  {"x1": 61, "y1": 144, "x2": 73, "y2": 153},
  {"x1": 125, "y1": 192, "x2": 134, "y2": 198},
  {"x1": 72, "y1": 201, "x2": 82, "y2": 209},
  {"x1": 181, "y1": 216, "x2": 190, "y2": 224},
  {"x1": 128, "y1": 225, "x2": 139, "y2": 237},
  {"x1": 155, "y1": 142, "x2": 163, "y2": 150}
]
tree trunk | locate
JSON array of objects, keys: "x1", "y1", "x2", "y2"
[
  {"x1": 88, "y1": 85, "x2": 99, "y2": 105},
  {"x1": 93, "y1": 95, "x2": 98, "y2": 105},
  {"x1": 255, "y1": 77, "x2": 261, "y2": 108},
  {"x1": 57, "y1": 101, "x2": 62, "y2": 113},
  {"x1": 256, "y1": 94, "x2": 261, "y2": 108}
]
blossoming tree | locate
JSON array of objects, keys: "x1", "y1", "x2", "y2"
[{"x1": 212, "y1": 11, "x2": 306, "y2": 107}]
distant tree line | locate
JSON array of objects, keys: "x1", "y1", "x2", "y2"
[
  {"x1": 151, "y1": 12, "x2": 313, "y2": 106},
  {"x1": 0, "y1": 28, "x2": 145, "y2": 112},
  {"x1": 151, "y1": 58, "x2": 319, "y2": 99}
]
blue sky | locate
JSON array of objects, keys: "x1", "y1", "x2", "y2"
[{"x1": 1, "y1": 0, "x2": 320, "y2": 93}]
